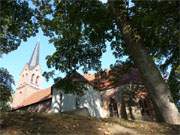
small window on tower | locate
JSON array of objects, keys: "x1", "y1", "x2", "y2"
[
  {"x1": 36, "y1": 76, "x2": 39, "y2": 84},
  {"x1": 31, "y1": 74, "x2": 35, "y2": 83}
]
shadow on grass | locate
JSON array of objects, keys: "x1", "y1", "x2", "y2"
[
  {"x1": 1, "y1": 112, "x2": 105, "y2": 135},
  {"x1": 101, "y1": 117, "x2": 180, "y2": 135},
  {"x1": 1, "y1": 112, "x2": 179, "y2": 135}
]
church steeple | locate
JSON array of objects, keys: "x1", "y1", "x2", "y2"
[
  {"x1": 17, "y1": 42, "x2": 42, "y2": 89},
  {"x1": 28, "y1": 42, "x2": 40, "y2": 69},
  {"x1": 12, "y1": 42, "x2": 44, "y2": 108}
]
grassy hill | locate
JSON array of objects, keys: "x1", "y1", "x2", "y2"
[{"x1": 0, "y1": 112, "x2": 179, "y2": 135}]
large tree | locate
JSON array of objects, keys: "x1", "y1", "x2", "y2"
[
  {"x1": 130, "y1": 1, "x2": 180, "y2": 105},
  {"x1": 0, "y1": 0, "x2": 38, "y2": 110},
  {"x1": 109, "y1": 0, "x2": 179, "y2": 124},
  {"x1": 0, "y1": 68, "x2": 14, "y2": 111},
  {"x1": 35, "y1": 0, "x2": 179, "y2": 124},
  {"x1": 168, "y1": 66, "x2": 180, "y2": 106}
]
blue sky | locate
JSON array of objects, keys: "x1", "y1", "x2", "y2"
[{"x1": 0, "y1": 29, "x2": 116, "y2": 90}]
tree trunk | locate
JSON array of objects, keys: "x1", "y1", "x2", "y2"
[
  {"x1": 128, "y1": 105, "x2": 135, "y2": 120},
  {"x1": 120, "y1": 96, "x2": 128, "y2": 120},
  {"x1": 109, "y1": 1, "x2": 180, "y2": 124}
]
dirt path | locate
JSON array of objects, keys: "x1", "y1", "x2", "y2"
[{"x1": 108, "y1": 124, "x2": 137, "y2": 135}]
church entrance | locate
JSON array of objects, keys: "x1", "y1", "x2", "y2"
[{"x1": 109, "y1": 97, "x2": 119, "y2": 117}]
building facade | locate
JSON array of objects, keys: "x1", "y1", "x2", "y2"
[
  {"x1": 11, "y1": 43, "x2": 51, "y2": 110},
  {"x1": 11, "y1": 43, "x2": 155, "y2": 121}
]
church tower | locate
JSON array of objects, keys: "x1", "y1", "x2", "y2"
[
  {"x1": 17, "y1": 42, "x2": 42, "y2": 89},
  {"x1": 12, "y1": 42, "x2": 43, "y2": 108}
]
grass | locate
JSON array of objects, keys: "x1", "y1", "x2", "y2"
[{"x1": 0, "y1": 112, "x2": 179, "y2": 135}]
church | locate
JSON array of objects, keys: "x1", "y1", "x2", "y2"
[
  {"x1": 11, "y1": 43, "x2": 155, "y2": 120},
  {"x1": 11, "y1": 43, "x2": 51, "y2": 112}
]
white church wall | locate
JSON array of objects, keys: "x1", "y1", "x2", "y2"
[
  {"x1": 51, "y1": 88, "x2": 62, "y2": 113},
  {"x1": 79, "y1": 85, "x2": 108, "y2": 118},
  {"x1": 51, "y1": 87, "x2": 77, "y2": 113},
  {"x1": 61, "y1": 93, "x2": 77, "y2": 112},
  {"x1": 51, "y1": 85, "x2": 108, "y2": 118}
]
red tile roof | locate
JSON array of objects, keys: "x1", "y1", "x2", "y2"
[
  {"x1": 84, "y1": 67, "x2": 142, "y2": 90},
  {"x1": 14, "y1": 87, "x2": 51, "y2": 109}
]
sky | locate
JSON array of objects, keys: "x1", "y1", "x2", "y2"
[{"x1": 0, "y1": 29, "x2": 116, "y2": 90}]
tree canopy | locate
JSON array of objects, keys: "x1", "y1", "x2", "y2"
[
  {"x1": 34, "y1": 0, "x2": 128, "y2": 73},
  {"x1": 0, "y1": 68, "x2": 14, "y2": 111},
  {"x1": 0, "y1": 0, "x2": 38, "y2": 56},
  {"x1": 35, "y1": 1, "x2": 179, "y2": 75},
  {"x1": 130, "y1": 1, "x2": 180, "y2": 103},
  {"x1": 33, "y1": 0, "x2": 180, "y2": 124},
  {"x1": 0, "y1": 0, "x2": 36, "y2": 110},
  {"x1": 0, "y1": 0, "x2": 179, "y2": 124}
]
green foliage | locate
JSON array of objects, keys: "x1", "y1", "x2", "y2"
[
  {"x1": 54, "y1": 79, "x2": 87, "y2": 95},
  {"x1": 0, "y1": 0, "x2": 38, "y2": 110},
  {"x1": 130, "y1": 0, "x2": 180, "y2": 102},
  {"x1": 37, "y1": 1, "x2": 179, "y2": 73},
  {"x1": 43, "y1": 70, "x2": 55, "y2": 82},
  {"x1": 53, "y1": 72, "x2": 88, "y2": 95},
  {"x1": 0, "y1": 85, "x2": 12, "y2": 111},
  {"x1": 35, "y1": 0, "x2": 126, "y2": 73},
  {"x1": 34, "y1": 0, "x2": 178, "y2": 97},
  {"x1": 0, "y1": 0, "x2": 38, "y2": 56},
  {"x1": 34, "y1": 0, "x2": 122, "y2": 92},
  {"x1": 168, "y1": 66, "x2": 180, "y2": 104},
  {"x1": 130, "y1": 0, "x2": 179, "y2": 72},
  {"x1": 0, "y1": 68, "x2": 14, "y2": 111},
  {"x1": 175, "y1": 66, "x2": 180, "y2": 80}
]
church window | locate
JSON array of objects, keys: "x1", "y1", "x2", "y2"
[
  {"x1": 31, "y1": 74, "x2": 35, "y2": 83},
  {"x1": 36, "y1": 76, "x2": 39, "y2": 84},
  {"x1": 25, "y1": 73, "x2": 28, "y2": 81}
]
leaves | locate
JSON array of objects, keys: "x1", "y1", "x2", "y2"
[
  {"x1": 0, "y1": 0, "x2": 38, "y2": 56},
  {"x1": 130, "y1": 0, "x2": 180, "y2": 71},
  {"x1": 32, "y1": 1, "x2": 177, "y2": 98},
  {"x1": 36, "y1": 0, "x2": 117, "y2": 73},
  {"x1": 54, "y1": 71, "x2": 88, "y2": 95},
  {"x1": 0, "y1": 68, "x2": 14, "y2": 111},
  {"x1": 130, "y1": 1, "x2": 180, "y2": 103}
]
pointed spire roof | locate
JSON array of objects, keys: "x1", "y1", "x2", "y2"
[{"x1": 28, "y1": 42, "x2": 40, "y2": 69}]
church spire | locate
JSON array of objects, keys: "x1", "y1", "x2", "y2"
[{"x1": 28, "y1": 42, "x2": 40, "y2": 69}]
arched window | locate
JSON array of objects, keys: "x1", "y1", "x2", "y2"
[
  {"x1": 31, "y1": 74, "x2": 35, "y2": 83},
  {"x1": 36, "y1": 76, "x2": 39, "y2": 84},
  {"x1": 25, "y1": 73, "x2": 29, "y2": 82}
]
